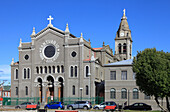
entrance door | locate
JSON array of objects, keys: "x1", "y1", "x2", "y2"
[
  {"x1": 58, "y1": 77, "x2": 64, "y2": 102},
  {"x1": 37, "y1": 78, "x2": 43, "y2": 102},
  {"x1": 46, "y1": 76, "x2": 54, "y2": 102}
]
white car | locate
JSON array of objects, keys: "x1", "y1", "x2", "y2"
[{"x1": 93, "y1": 101, "x2": 117, "y2": 110}]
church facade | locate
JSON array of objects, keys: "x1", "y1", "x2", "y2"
[{"x1": 10, "y1": 10, "x2": 164, "y2": 110}]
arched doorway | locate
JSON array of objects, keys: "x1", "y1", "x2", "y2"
[
  {"x1": 46, "y1": 76, "x2": 54, "y2": 102},
  {"x1": 37, "y1": 78, "x2": 43, "y2": 102},
  {"x1": 58, "y1": 77, "x2": 64, "y2": 102}
]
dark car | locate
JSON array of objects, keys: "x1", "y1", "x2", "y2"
[
  {"x1": 15, "y1": 102, "x2": 33, "y2": 109},
  {"x1": 44, "y1": 102, "x2": 64, "y2": 109},
  {"x1": 67, "y1": 101, "x2": 92, "y2": 110},
  {"x1": 123, "y1": 103, "x2": 152, "y2": 110},
  {"x1": 93, "y1": 101, "x2": 117, "y2": 110}
]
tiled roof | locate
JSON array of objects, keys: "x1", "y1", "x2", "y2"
[
  {"x1": 93, "y1": 47, "x2": 102, "y2": 50},
  {"x1": 104, "y1": 59, "x2": 133, "y2": 66}
]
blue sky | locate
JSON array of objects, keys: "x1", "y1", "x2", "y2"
[{"x1": 0, "y1": 0, "x2": 170, "y2": 84}]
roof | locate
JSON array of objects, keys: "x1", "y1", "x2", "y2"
[{"x1": 104, "y1": 59, "x2": 133, "y2": 66}]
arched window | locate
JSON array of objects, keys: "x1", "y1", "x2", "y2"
[
  {"x1": 72, "y1": 85, "x2": 75, "y2": 95},
  {"x1": 123, "y1": 43, "x2": 127, "y2": 53},
  {"x1": 24, "y1": 68, "x2": 26, "y2": 79},
  {"x1": 133, "y1": 88, "x2": 139, "y2": 99},
  {"x1": 36, "y1": 67, "x2": 39, "y2": 74},
  {"x1": 49, "y1": 66, "x2": 51, "y2": 73},
  {"x1": 110, "y1": 88, "x2": 116, "y2": 99},
  {"x1": 26, "y1": 86, "x2": 28, "y2": 96},
  {"x1": 61, "y1": 65, "x2": 64, "y2": 73},
  {"x1": 118, "y1": 43, "x2": 121, "y2": 54},
  {"x1": 86, "y1": 85, "x2": 89, "y2": 95},
  {"x1": 27, "y1": 68, "x2": 30, "y2": 79},
  {"x1": 121, "y1": 88, "x2": 127, "y2": 99},
  {"x1": 16, "y1": 69, "x2": 18, "y2": 79},
  {"x1": 52, "y1": 66, "x2": 55, "y2": 73},
  {"x1": 75, "y1": 66, "x2": 77, "y2": 77},
  {"x1": 16, "y1": 87, "x2": 18, "y2": 95},
  {"x1": 57, "y1": 66, "x2": 60, "y2": 73},
  {"x1": 44, "y1": 66, "x2": 47, "y2": 73},
  {"x1": 70, "y1": 66, "x2": 73, "y2": 77},
  {"x1": 40, "y1": 66, "x2": 43, "y2": 74},
  {"x1": 85, "y1": 66, "x2": 89, "y2": 77}
]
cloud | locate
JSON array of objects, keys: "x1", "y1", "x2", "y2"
[{"x1": 0, "y1": 65, "x2": 11, "y2": 75}]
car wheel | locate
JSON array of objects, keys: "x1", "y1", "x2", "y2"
[
  {"x1": 95, "y1": 107, "x2": 99, "y2": 110},
  {"x1": 58, "y1": 107, "x2": 61, "y2": 110},
  {"x1": 45, "y1": 107, "x2": 48, "y2": 109},
  {"x1": 83, "y1": 106, "x2": 88, "y2": 110},
  {"x1": 69, "y1": 106, "x2": 73, "y2": 110},
  {"x1": 16, "y1": 106, "x2": 20, "y2": 109}
]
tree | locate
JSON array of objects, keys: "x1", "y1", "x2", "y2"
[{"x1": 133, "y1": 48, "x2": 170, "y2": 111}]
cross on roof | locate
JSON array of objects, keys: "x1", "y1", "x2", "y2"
[{"x1": 47, "y1": 15, "x2": 53, "y2": 25}]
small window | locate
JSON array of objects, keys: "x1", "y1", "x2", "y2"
[
  {"x1": 61, "y1": 65, "x2": 64, "y2": 73},
  {"x1": 36, "y1": 67, "x2": 39, "y2": 74},
  {"x1": 110, "y1": 71, "x2": 116, "y2": 80},
  {"x1": 72, "y1": 85, "x2": 75, "y2": 95},
  {"x1": 27, "y1": 68, "x2": 30, "y2": 79},
  {"x1": 86, "y1": 85, "x2": 88, "y2": 95},
  {"x1": 16, "y1": 69, "x2": 18, "y2": 79},
  {"x1": 16, "y1": 87, "x2": 18, "y2": 95},
  {"x1": 85, "y1": 66, "x2": 89, "y2": 77},
  {"x1": 110, "y1": 88, "x2": 116, "y2": 99},
  {"x1": 52, "y1": 66, "x2": 55, "y2": 73},
  {"x1": 57, "y1": 66, "x2": 60, "y2": 73},
  {"x1": 121, "y1": 88, "x2": 127, "y2": 99},
  {"x1": 118, "y1": 43, "x2": 121, "y2": 54},
  {"x1": 133, "y1": 88, "x2": 139, "y2": 99},
  {"x1": 71, "y1": 51, "x2": 77, "y2": 57},
  {"x1": 75, "y1": 66, "x2": 77, "y2": 77},
  {"x1": 121, "y1": 71, "x2": 127, "y2": 80},
  {"x1": 123, "y1": 43, "x2": 127, "y2": 53},
  {"x1": 26, "y1": 86, "x2": 28, "y2": 96},
  {"x1": 70, "y1": 66, "x2": 73, "y2": 77},
  {"x1": 24, "y1": 68, "x2": 26, "y2": 79},
  {"x1": 24, "y1": 54, "x2": 29, "y2": 60}
]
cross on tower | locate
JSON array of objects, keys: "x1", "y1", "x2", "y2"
[
  {"x1": 47, "y1": 15, "x2": 53, "y2": 26},
  {"x1": 123, "y1": 9, "x2": 126, "y2": 16}
]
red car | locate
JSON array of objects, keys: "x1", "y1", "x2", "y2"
[{"x1": 104, "y1": 101, "x2": 117, "y2": 111}]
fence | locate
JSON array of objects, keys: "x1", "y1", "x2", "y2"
[{"x1": 2, "y1": 96, "x2": 104, "y2": 106}]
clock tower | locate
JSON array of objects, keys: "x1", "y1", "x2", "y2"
[{"x1": 114, "y1": 9, "x2": 132, "y2": 61}]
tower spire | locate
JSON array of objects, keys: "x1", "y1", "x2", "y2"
[
  {"x1": 65, "y1": 23, "x2": 70, "y2": 33},
  {"x1": 31, "y1": 27, "x2": 36, "y2": 36}
]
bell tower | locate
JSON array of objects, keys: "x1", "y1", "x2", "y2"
[{"x1": 114, "y1": 9, "x2": 132, "y2": 61}]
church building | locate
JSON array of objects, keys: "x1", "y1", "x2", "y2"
[{"x1": 10, "y1": 10, "x2": 164, "y2": 110}]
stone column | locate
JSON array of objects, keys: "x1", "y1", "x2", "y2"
[
  {"x1": 34, "y1": 82, "x2": 39, "y2": 97},
  {"x1": 42, "y1": 82, "x2": 48, "y2": 105},
  {"x1": 54, "y1": 81, "x2": 59, "y2": 99}
]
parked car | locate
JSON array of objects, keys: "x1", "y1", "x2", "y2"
[
  {"x1": 93, "y1": 101, "x2": 117, "y2": 110},
  {"x1": 123, "y1": 103, "x2": 152, "y2": 110},
  {"x1": 44, "y1": 102, "x2": 64, "y2": 109},
  {"x1": 15, "y1": 102, "x2": 33, "y2": 109},
  {"x1": 67, "y1": 101, "x2": 92, "y2": 110}
]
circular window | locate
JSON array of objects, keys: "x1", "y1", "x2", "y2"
[
  {"x1": 24, "y1": 55, "x2": 29, "y2": 60},
  {"x1": 71, "y1": 51, "x2": 77, "y2": 57},
  {"x1": 44, "y1": 45, "x2": 56, "y2": 58}
]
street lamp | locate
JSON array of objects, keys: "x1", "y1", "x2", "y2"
[
  {"x1": 88, "y1": 73, "x2": 91, "y2": 100},
  {"x1": 80, "y1": 88, "x2": 83, "y2": 101}
]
